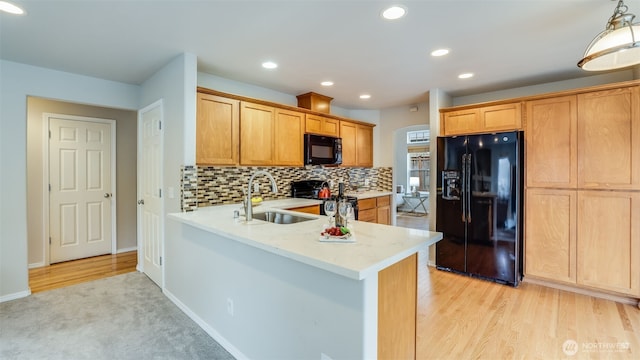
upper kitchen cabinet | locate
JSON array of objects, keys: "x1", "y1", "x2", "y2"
[
  {"x1": 240, "y1": 102, "x2": 275, "y2": 166},
  {"x1": 196, "y1": 92, "x2": 240, "y2": 165},
  {"x1": 304, "y1": 114, "x2": 339, "y2": 137},
  {"x1": 340, "y1": 120, "x2": 373, "y2": 167},
  {"x1": 274, "y1": 108, "x2": 304, "y2": 166},
  {"x1": 440, "y1": 102, "x2": 522, "y2": 136},
  {"x1": 525, "y1": 95, "x2": 578, "y2": 188},
  {"x1": 577, "y1": 86, "x2": 640, "y2": 190}
]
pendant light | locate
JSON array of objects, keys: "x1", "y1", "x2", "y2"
[{"x1": 578, "y1": 0, "x2": 640, "y2": 71}]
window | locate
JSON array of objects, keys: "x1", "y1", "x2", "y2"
[{"x1": 407, "y1": 130, "x2": 430, "y2": 191}]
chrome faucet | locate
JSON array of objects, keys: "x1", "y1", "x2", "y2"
[{"x1": 245, "y1": 170, "x2": 278, "y2": 221}]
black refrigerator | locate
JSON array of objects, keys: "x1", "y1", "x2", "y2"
[{"x1": 436, "y1": 131, "x2": 523, "y2": 286}]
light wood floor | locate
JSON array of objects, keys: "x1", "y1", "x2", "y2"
[
  {"x1": 416, "y1": 249, "x2": 640, "y2": 359},
  {"x1": 396, "y1": 211, "x2": 430, "y2": 230},
  {"x1": 28, "y1": 249, "x2": 640, "y2": 359},
  {"x1": 29, "y1": 251, "x2": 137, "y2": 293}
]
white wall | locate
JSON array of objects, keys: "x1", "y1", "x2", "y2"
[
  {"x1": 165, "y1": 218, "x2": 375, "y2": 360},
  {"x1": 140, "y1": 53, "x2": 198, "y2": 217},
  {"x1": 0, "y1": 60, "x2": 139, "y2": 300},
  {"x1": 379, "y1": 102, "x2": 429, "y2": 168}
]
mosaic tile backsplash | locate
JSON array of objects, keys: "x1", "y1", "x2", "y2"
[{"x1": 181, "y1": 165, "x2": 392, "y2": 212}]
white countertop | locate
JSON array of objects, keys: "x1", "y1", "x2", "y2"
[
  {"x1": 168, "y1": 198, "x2": 442, "y2": 281},
  {"x1": 345, "y1": 190, "x2": 393, "y2": 199}
]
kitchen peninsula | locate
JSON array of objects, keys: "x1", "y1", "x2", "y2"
[{"x1": 166, "y1": 198, "x2": 442, "y2": 360}]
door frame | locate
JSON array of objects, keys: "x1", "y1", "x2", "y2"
[
  {"x1": 136, "y1": 99, "x2": 165, "y2": 286},
  {"x1": 42, "y1": 113, "x2": 117, "y2": 266}
]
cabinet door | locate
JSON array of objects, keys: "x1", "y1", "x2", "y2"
[
  {"x1": 196, "y1": 93, "x2": 239, "y2": 165},
  {"x1": 340, "y1": 121, "x2": 357, "y2": 166},
  {"x1": 525, "y1": 96, "x2": 578, "y2": 188},
  {"x1": 524, "y1": 189, "x2": 576, "y2": 284},
  {"x1": 480, "y1": 102, "x2": 522, "y2": 131},
  {"x1": 275, "y1": 108, "x2": 304, "y2": 166},
  {"x1": 240, "y1": 102, "x2": 274, "y2": 165},
  {"x1": 577, "y1": 191, "x2": 640, "y2": 296},
  {"x1": 376, "y1": 195, "x2": 391, "y2": 225},
  {"x1": 305, "y1": 114, "x2": 339, "y2": 136},
  {"x1": 441, "y1": 109, "x2": 480, "y2": 136},
  {"x1": 577, "y1": 87, "x2": 640, "y2": 190},
  {"x1": 356, "y1": 124, "x2": 373, "y2": 167}
]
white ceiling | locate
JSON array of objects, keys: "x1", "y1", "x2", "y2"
[{"x1": 0, "y1": 0, "x2": 632, "y2": 109}]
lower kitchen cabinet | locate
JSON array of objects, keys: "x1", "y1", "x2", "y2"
[
  {"x1": 287, "y1": 204, "x2": 320, "y2": 215},
  {"x1": 525, "y1": 189, "x2": 576, "y2": 284},
  {"x1": 576, "y1": 190, "x2": 640, "y2": 296},
  {"x1": 358, "y1": 195, "x2": 391, "y2": 225},
  {"x1": 525, "y1": 188, "x2": 640, "y2": 297}
]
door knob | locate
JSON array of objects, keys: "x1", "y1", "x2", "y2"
[
  {"x1": 104, "y1": 193, "x2": 112, "y2": 198},
  {"x1": 138, "y1": 199, "x2": 145, "y2": 205}
]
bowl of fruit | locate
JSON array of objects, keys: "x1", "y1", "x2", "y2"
[{"x1": 320, "y1": 226, "x2": 354, "y2": 242}]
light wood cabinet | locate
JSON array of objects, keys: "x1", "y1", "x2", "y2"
[
  {"x1": 240, "y1": 103, "x2": 304, "y2": 166},
  {"x1": 197, "y1": 88, "x2": 375, "y2": 167},
  {"x1": 525, "y1": 189, "x2": 576, "y2": 284},
  {"x1": 577, "y1": 87, "x2": 640, "y2": 190},
  {"x1": 274, "y1": 108, "x2": 304, "y2": 166},
  {"x1": 441, "y1": 102, "x2": 522, "y2": 136},
  {"x1": 287, "y1": 204, "x2": 320, "y2": 215},
  {"x1": 576, "y1": 191, "x2": 640, "y2": 296},
  {"x1": 358, "y1": 198, "x2": 377, "y2": 223},
  {"x1": 240, "y1": 102, "x2": 275, "y2": 165},
  {"x1": 376, "y1": 195, "x2": 391, "y2": 225},
  {"x1": 378, "y1": 253, "x2": 417, "y2": 360},
  {"x1": 304, "y1": 114, "x2": 339, "y2": 137},
  {"x1": 358, "y1": 195, "x2": 391, "y2": 225},
  {"x1": 524, "y1": 85, "x2": 640, "y2": 297},
  {"x1": 525, "y1": 96, "x2": 578, "y2": 188},
  {"x1": 196, "y1": 93, "x2": 240, "y2": 165},
  {"x1": 340, "y1": 121, "x2": 373, "y2": 167}
]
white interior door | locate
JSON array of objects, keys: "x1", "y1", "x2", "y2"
[
  {"x1": 49, "y1": 116, "x2": 114, "y2": 263},
  {"x1": 138, "y1": 101, "x2": 164, "y2": 287}
]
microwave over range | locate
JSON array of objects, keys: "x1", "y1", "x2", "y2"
[{"x1": 304, "y1": 134, "x2": 342, "y2": 166}]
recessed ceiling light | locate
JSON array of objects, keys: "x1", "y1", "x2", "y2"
[
  {"x1": 321, "y1": 81, "x2": 334, "y2": 86},
  {"x1": 458, "y1": 73, "x2": 474, "y2": 79},
  {"x1": 381, "y1": 5, "x2": 407, "y2": 20},
  {"x1": 431, "y1": 49, "x2": 450, "y2": 57},
  {"x1": 360, "y1": 94, "x2": 371, "y2": 100},
  {"x1": 262, "y1": 61, "x2": 278, "y2": 69},
  {"x1": 0, "y1": 1, "x2": 25, "y2": 14}
]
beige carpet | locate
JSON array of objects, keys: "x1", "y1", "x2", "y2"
[{"x1": 0, "y1": 272, "x2": 235, "y2": 360}]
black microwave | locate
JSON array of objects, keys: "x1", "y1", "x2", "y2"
[{"x1": 304, "y1": 134, "x2": 342, "y2": 165}]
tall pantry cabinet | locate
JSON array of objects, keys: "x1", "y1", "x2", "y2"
[{"x1": 524, "y1": 86, "x2": 640, "y2": 297}]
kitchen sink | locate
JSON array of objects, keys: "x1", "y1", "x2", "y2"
[{"x1": 252, "y1": 211, "x2": 316, "y2": 224}]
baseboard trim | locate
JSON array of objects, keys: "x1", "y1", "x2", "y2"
[
  {"x1": 116, "y1": 247, "x2": 137, "y2": 254},
  {"x1": 0, "y1": 289, "x2": 31, "y2": 303},
  {"x1": 523, "y1": 277, "x2": 639, "y2": 306},
  {"x1": 163, "y1": 288, "x2": 249, "y2": 360},
  {"x1": 28, "y1": 261, "x2": 45, "y2": 269}
]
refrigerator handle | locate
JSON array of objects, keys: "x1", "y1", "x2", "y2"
[
  {"x1": 466, "y1": 153, "x2": 472, "y2": 224},
  {"x1": 461, "y1": 154, "x2": 467, "y2": 223}
]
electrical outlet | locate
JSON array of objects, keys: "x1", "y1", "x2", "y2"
[
  {"x1": 320, "y1": 353, "x2": 333, "y2": 360},
  {"x1": 253, "y1": 182, "x2": 260, "y2": 193},
  {"x1": 364, "y1": 179, "x2": 370, "y2": 187},
  {"x1": 227, "y1": 298, "x2": 234, "y2": 316}
]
